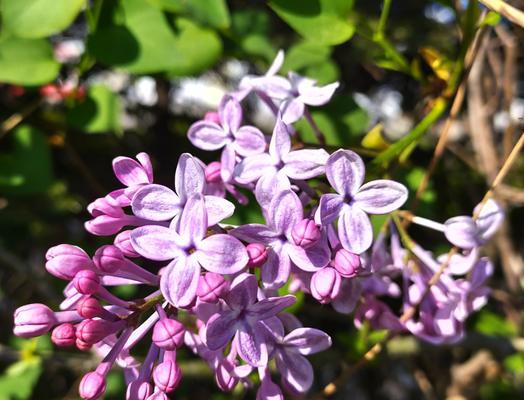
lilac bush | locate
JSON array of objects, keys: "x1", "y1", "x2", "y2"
[{"x1": 13, "y1": 52, "x2": 504, "y2": 400}]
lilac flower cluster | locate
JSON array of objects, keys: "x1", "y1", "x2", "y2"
[{"x1": 13, "y1": 51, "x2": 503, "y2": 399}]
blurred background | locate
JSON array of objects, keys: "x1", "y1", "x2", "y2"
[{"x1": 1, "y1": 0, "x2": 524, "y2": 399}]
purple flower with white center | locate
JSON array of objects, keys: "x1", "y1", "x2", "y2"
[
  {"x1": 188, "y1": 95, "x2": 266, "y2": 157},
  {"x1": 131, "y1": 193, "x2": 248, "y2": 307},
  {"x1": 205, "y1": 274, "x2": 295, "y2": 367},
  {"x1": 232, "y1": 190, "x2": 330, "y2": 289},
  {"x1": 444, "y1": 199, "x2": 504, "y2": 249},
  {"x1": 234, "y1": 118, "x2": 329, "y2": 186},
  {"x1": 131, "y1": 153, "x2": 234, "y2": 227},
  {"x1": 278, "y1": 72, "x2": 339, "y2": 124},
  {"x1": 318, "y1": 149, "x2": 408, "y2": 254}
]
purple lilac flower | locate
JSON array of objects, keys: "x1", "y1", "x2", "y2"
[
  {"x1": 188, "y1": 95, "x2": 266, "y2": 156},
  {"x1": 131, "y1": 194, "x2": 248, "y2": 307},
  {"x1": 232, "y1": 189, "x2": 330, "y2": 289},
  {"x1": 205, "y1": 274, "x2": 295, "y2": 366},
  {"x1": 318, "y1": 149, "x2": 408, "y2": 254}
]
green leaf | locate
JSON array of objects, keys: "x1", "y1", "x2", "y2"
[
  {"x1": 146, "y1": 0, "x2": 184, "y2": 12},
  {"x1": 0, "y1": 36, "x2": 60, "y2": 85},
  {"x1": 67, "y1": 84, "x2": 122, "y2": 134},
  {"x1": 296, "y1": 95, "x2": 369, "y2": 146},
  {"x1": 504, "y1": 353, "x2": 524, "y2": 374},
  {"x1": 1, "y1": 0, "x2": 85, "y2": 39},
  {"x1": 481, "y1": 11, "x2": 502, "y2": 27},
  {"x1": 238, "y1": 34, "x2": 276, "y2": 62},
  {"x1": 269, "y1": 0, "x2": 356, "y2": 45},
  {"x1": 473, "y1": 310, "x2": 518, "y2": 337},
  {"x1": 147, "y1": 0, "x2": 230, "y2": 28},
  {"x1": 231, "y1": 10, "x2": 275, "y2": 62},
  {"x1": 282, "y1": 42, "x2": 332, "y2": 73},
  {"x1": 0, "y1": 359, "x2": 42, "y2": 400},
  {"x1": 88, "y1": 0, "x2": 221, "y2": 74},
  {"x1": 0, "y1": 125, "x2": 53, "y2": 195}
]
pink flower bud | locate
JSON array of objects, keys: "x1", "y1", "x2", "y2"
[
  {"x1": 76, "y1": 338, "x2": 92, "y2": 351},
  {"x1": 205, "y1": 162, "x2": 222, "y2": 183},
  {"x1": 77, "y1": 297, "x2": 104, "y2": 319},
  {"x1": 196, "y1": 273, "x2": 228, "y2": 303},
  {"x1": 310, "y1": 267, "x2": 342, "y2": 304},
  {"x1": 45, "y1": 244, "x2": 94, "y2": 280},
  {"x1": 204, "y1": 111, "x2": 220, "y2": 124},
  {"x1": 215, "y1": 360, "x2": 238, "y2": 392},
  {"x1": 127, "y1": 380, "x2": 152, "y2": 400},
  {"x1": 333, "y1": 249, "x2": 361, "y2": 278},
  {"x1": 291, "y1": 219, "x2": 321, "y2": 248},
  {"x1": 114, "y1": 230, "x2": 141, "y2": 258},
  {"x1": 76, "y1": 319, "x2": 116, "y2": 345},
  {"x1": 152, "y1": 319, "x2": 185, "y2": 350},
  {"x1": 51, "y1": 323, "x2": 76, "y2": 347},
  {"x1": 246, "y1": 243, "x2": 268, "y2": 267},
  {"x1": 74, "y1": 270, "x2": 100, "y2": 295},
  {"x1": 85, "y1": 215, "x2": 128, "y2": 236},
  {"x1": 146, "y1": 391, "x2": 168, "y2": 400},
  {"x1": 153, "y1": 360, "x2": 182, "y2": 393},
  {"x1": 88, "y1": 198, "x2": 124, "y2": 218},
  {"x1": 13, "y1": 303, "x2": 57, "y2": 338},
  {"x1": 93, "y1": 245, "x2": 126, "y2": 273},
  {"x1": 79, "y1": 371, "x2": 106, "y2": 400}
]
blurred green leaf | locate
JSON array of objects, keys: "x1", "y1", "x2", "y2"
[
  {"x1": 0, "y1": 358, "x2": 42, "y2": 400},
  {"x1": 88, "y1": 0, "x2": 222, "y2": 74},
  {"x1": 504, "y1": 353, "x2": 524, "y2": 374},
  {"x1": 481, "y1": 11, "x2": 502, "y2": 27},
  {"x1": 238, "y1": 34, "x2": 276, "y2": 62},
  {"x1": 105, "y1": 370, "x2": 126, "y2": 399},
  {"x1": 0, "y1": 125, "x2": 53, "y2": 195},
  {"x1": 67, "y1": 84, "x2": 122, "y2": 134},
  {"x1": 269, "y1": 0, "x2": 356, "y2": 45},
  {"x1": 304, "y1": 61, "x2": 340, "y2": 85},
  {"x1": 1, "y1": 0, "x2": 85, "y2": 39},
  {"x1": 296, "y1": 95, "x2": 369, "y2": 146},
  {"x1": 146, "y1": 0, "x2": 184, "y2": 12},
  {"x1": 0, "y1": 36, "x2": 60, "y2": 85},
  {"x1": 282, "y1": 42, "x2": 332, "y2": 72},
  {"x1": 473, "y1": 310, "x2": 518, "y2": 337},
  {"x1": 231, "y1": 10, "x2": 276, "y2": 62},
  {"x1": 147, "y1": 0, "x2": 230, "y2": 28}
]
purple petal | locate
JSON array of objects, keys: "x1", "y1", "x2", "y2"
[
  {"x1": 175, "y1": 153, "x2": 205, "y2": 203},
  {"x1": 247, "y1": 295, "x2": 295, "y2": 321},
  {"x1": 225, "y1": 273, "x2": 259, "y2": 310},
  {"x1": 354, "y1": 179, "x2": 408, "y2": 214},
  {"x1": 204, "y1": 196, "x2": 235, "y2": 226},
  {"x1": 280, "y1": 98, "x2": 305, "y2": 124},
  {"x1": 131, "y1": 184, "x2": 180, "y2": 221},
  {"x1": 136, "y1": 152, "x2": 153, "y2": 183},
  {"x1": 286, "y1": 242, "x2": 329, "y2": 272},
  {"x1": 269, "y1": 118, "x2": 291, "y2": 163},
  {"x1": 444, "y1": 216, "x2": 478, "y2": 249},
  {"x1": 249, "y1": 75, "x2": 292, "y2": 99},
  {"x1": 261, "y1": 245, "x2": 291, "y2": 289},
  {"x1": 187, "y1": 120, "x2": 230, "y2": 151},
  {"x1": 231, "y1": 224, "x2": 280, "y2": 245},
  {"x1": 236, "y1": 323, "x2": 268, "y2": 367},
  {"x1": 234, "y1": 153, "x2": 275, "y2": 184},
  {"x1": 282, "y1": 328, "x2": 331, "y2": 355},
  {"x1": 275, "y1": 351, "x2": 313, "y2": 394},
  {"x1": 269, "y1": 190, "x2": 303, "y2": 236},
  {"x1": 220, "y1": 145, "x2": 236, "y2": 183},
  {"x1": 338, "y1": 205, "x2": 373, "y2": 254},
  {"x1": 282, "y1": 149, "x2": 329, "y2": 180},
  {"x1": 112, "y1": 156, "x2": 150, "y2": 187},
  {"x1": 475, "y1": 199, "x2": 504, "y2": 243},
  {"x1": 442, "y1": 248, "x2": 478, "y2": 275},
  {"x1": 255, "y1": 172, "x2": 291, "y2": 212},
  {"x1": 470, "y1": 257, "x2": 494, "y2": 289},
  {"x1": 179, "y1": 194, "x2": 207, "y2": 247},
  {"x1": 317, "y1": 193, "x2": 344, "y2": 225},
  {"x1": 205, "y1": 312, "x2": 237, "y2": 351},
  {"x1": 332, "y1": 279, "x2": 361, "y2": 314},
  {"x1": 325, "y1": 149, "x2": 365, "y2": 196},
  {"x1": 219, "y1": 96, "x2": 243, "y2": 133},
  {"x1": 257, "y1": 375, "x2": 284, "y2": 400},
  {"x1": 266, "y1": 50, "x2": 285, "y2": 77},
  {"x1": 130, "y1": 226, "x2": 182, "y2": 261},
  {"x1": 160, "y1": 256, "x2": 200, "y2": 307},
  {"x1": 233, "y1": 126, "x2": 267, "y2": 157},
  {"x1": 196, "y1": 234, "x2": 248, "y2": 274},
  {"x1": 298, "y1": 82, "x2": 339, "y2": 106}
]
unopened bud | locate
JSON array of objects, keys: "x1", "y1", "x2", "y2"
[
  {"x1": 13, "y1": 303, "x2": 57, "y2": 338},
  {"x1": 333, "y1": 249, "x2": 361, "y2": 278},
  {"x1": 74, "y1": 270, "x2": 100, "y2": 295},
  {"x1": 246, "y1": 243, "x2": 267, "y2": 267},
  {"x1": 51, "y1": 323, "x2": 76, "y2": 347},
  {"x1": 153, "y1": 360, "x2": 182, "y2": 393},
  {"x1": 196, "y1": 273, "x2": 228, "y2": 303},
  {"x1": 79, "y1": 371, "x2": 106, "y2": 400},
  {"x1": 45, "y1": 244, "x2": 94, "y2": 280},
  {"x1": 310, "y1": 267, "x2": 341, "y2": 304},
  {"x1": 152, "y1": 319, "x2": 185, "y2": 350},
  {"x1": 291, "y1": 219, "x2": 320, "y2": 248}
]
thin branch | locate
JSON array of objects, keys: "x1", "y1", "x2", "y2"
[{"x1": 479, "y1": 0, "x2": 524, "y2": 28}]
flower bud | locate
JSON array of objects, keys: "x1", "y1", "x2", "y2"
[
  {"x1": 310, "y1": 267, "x2": 341, "y2": 304},
  {"x1": 74, "y1": 270, "x2": 100, "y2": 295},
  {"x1": 79, "y1": 371, "x2": 106, "y2": 400},
  {"x1": 215, "y1": 360, "x2": 238, "y2": 392},
  {"x1": 51, "y1": 323, "x2": 76, "y2": 347},
  {"x1": 204, "y1": 111, "x2": 220, "y2": 124},
  {"x1": 146, "y1": 391, "x2": 168, "y2": 400},
  {"x1": 76, "y1": 319, "x2": 115, "y2": 345},
  {"x1": 196, "y1": 273, "x2": 228, "y2": 303},
  {"x1": 246, "y1": 243, "x2": 268, "y2": 267},
  {"x1": 77, "y1": 297, "x2": 104, "y2": 319},
  {"x1": 152, "y1": 319, "x2": 185, "y2": 350},
  {"x1": 333, "y1": 249, "x2": 361, "y2": 278},
  {"x1": 45, "y1": 244, "x2": 94, "y2": 280},
  {"x1": 76, "y1": 338, "x2": 92, "y2": 351},
  {"x1": 85, "y1": 215, "x2": 128, "y2": 236},
  {"x1": 13, "y1": 303, "x2": 57, "y2": 338},
  {"x1": 205, "y1": 162, "x2": 222, "y2": 183},
  {"x1": 153, "y1": 360, "x2": 182, "y2": 393},
  {"x1": 291, "y1": 219, "x2": 321, "y2": 249},
  {"x1": 127, "y1": 380, "x2": 152, "y2": 400},
  {"x1": 93, "y1": 245, "x2": 125, "y2": 273},
  {"x1": 88, "y1": 198, "x2": 124, "y2": 218},
  {"x1": 114, "y1": 230, "x2": 141, "y2": 258}
]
